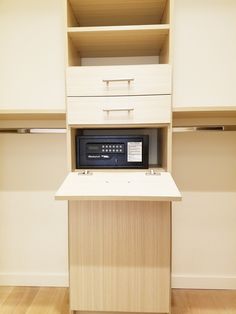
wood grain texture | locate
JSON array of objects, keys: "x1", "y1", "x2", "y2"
[
  {"x1": 1, "y1": 288, "x2": 236, "y2": 313},
  {"x1": 69, "y1": 200, "x2": 171, "y2": 313},
  {"x1": 67, "y1": 64, "x2": 171, "y2": 97},
  {"x1": 0, "y1": 287, "x2": 69, "y2": 314},
  {"x1": 68, "y1": 25, "x2": 169, "y2": 59},
  {"x1": 172, "y1": 289, "x2": 236, "y2": 314},
  {"x1": 68, "y1": 0, "x2": 168, "y2": 26},
  {"x1": 67, "y1": 95, "x2": 171, "y2": 126}
]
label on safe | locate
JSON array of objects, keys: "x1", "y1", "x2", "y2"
[{"x1": 127, "y1": 142, "x2": 142, "y2": 162}]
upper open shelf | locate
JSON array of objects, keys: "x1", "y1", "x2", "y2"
[
  {"x1": 68, "y1": 25, "x2": 169, "y2": 64},
  {"x1": 68, "y1": 0, "x2": 169, "y2": 27}
]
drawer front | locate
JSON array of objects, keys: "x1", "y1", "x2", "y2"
[
  {"x1": 67, "y1": 95, "x2": 171, "y2": 126},
  {"x1": 67, "y1": 65, "x2": 171, "y2": 96}
]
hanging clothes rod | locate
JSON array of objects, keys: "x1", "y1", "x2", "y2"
[
  {"x1": 173, "y1": 125, "x2": 236, "y2": 132},
  {"x1": 0, "y1": 128, "x2": 67, "y2": 134}
]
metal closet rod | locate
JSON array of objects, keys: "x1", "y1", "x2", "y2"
[
  {"x1": 0, "y1": 128, "x2": 67, "y2": 134},
  {"x1": 1, "y1": 126, "x2": 236, "y2": 134},
  {"x1": 173, "y1": 125, "x2": 236, "y2": 132}
]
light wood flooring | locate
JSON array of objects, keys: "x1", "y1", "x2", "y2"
[{"x1": 0, "y1": 287, "x2": 236, "y2": 313}]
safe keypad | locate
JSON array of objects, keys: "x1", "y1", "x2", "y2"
[{"x1": 101, "y1": 144, "x2": 124, "y2": 153}]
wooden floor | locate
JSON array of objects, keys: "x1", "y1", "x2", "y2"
[{"x1": 0, "y1": 287, "x2": 236, "y2": 314}]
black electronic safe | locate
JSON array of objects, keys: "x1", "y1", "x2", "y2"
[{"x1": 76, "y1": 135, "x2": 149, "y2": 169}]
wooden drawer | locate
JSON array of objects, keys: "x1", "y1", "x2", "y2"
[
  {"x1": 67, "y1": 64, "x2": 171, "y2": 96},
  {"x1": 67, "y1": 95, "x2": 171, "y2": 126}
]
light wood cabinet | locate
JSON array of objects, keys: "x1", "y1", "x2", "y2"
[
  {"x1": 56, "y1": 1, "x2": 180, "y2": 314},
  {"x1": 68, "y1": 200, "x2": 171, "y2": 313}
]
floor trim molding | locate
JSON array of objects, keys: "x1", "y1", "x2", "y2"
[
  {"x1": 172, "y1": 274, "x2": 236, "y2": 289},
  {"x1": 0, "y1": 272, "x2": 69, "y2": 287}
]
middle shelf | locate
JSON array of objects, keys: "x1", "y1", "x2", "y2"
[{"x1": 68, "y1": 25, "x2": 170, "y2": 64}]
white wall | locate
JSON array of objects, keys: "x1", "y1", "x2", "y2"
[
  {"x1": 172, "y1": 0, "x2": 236, "y2": 289},
  {"x1": 0, "y1": 131, "x2": 68, "y2": 286},
  {"x1": 0, "y1": 0, "x2": 67, "y2": 285},
  {"x1": 0, "y1": 0, "x2": 66, "y2": 110},
  {"x1": 172, "y1": 131, "x2": 236, "y2": 289},
  {"x1": 173, "y1": 0, "x2": 236, "y2": 108}
]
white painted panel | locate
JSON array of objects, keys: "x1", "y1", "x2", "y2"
[
  {"x1": 173, "y1": 0, "x2": 236, "y2": 108},
  {"x1": 0, "y1": 0, "x2": 66, "y2": 110},
  {"x1": 172, "y1": 131, "x2": 236, "y2": 289},
  {"x1": 0, "y1": 133, "x2": 68, "y2": 286}
]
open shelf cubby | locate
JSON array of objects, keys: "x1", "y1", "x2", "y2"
[
  {"x1": 68, "y1": 0, "x2": 170, "y2": 27},
  {"x1": 68, "y1": 25, "x2": 169, "y2": 65},
  {"x1": 67, "y1": 0, "x2": 171, "y2": 66},
  {"x1": 68, "y1": 127, "x2": 170, "y2": 172}
]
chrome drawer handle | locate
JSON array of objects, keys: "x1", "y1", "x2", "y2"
[
  {"x1": 103, "y1": 108, "x2": 134, "y2": 113},
  {"x1": 102, "y1": 78, "x2": 134, "y2": 86}
]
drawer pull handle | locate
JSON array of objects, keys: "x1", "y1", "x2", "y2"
[
  {"x1": 103, "y1": 78, "x2": 134, "y2": 86},
  {"x1": 103, "y1": 108, "x2": 134, "y2": 113}
]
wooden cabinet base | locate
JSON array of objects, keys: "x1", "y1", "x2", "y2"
[{"x1": 69, "y1": 200, "x2": 171, "y2": 314}]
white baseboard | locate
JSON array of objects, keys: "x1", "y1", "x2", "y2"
[
  {"x1": 1, "y1": 272, "x2": 236, "y2": 290},
  {"x1": 172, "y1": 274, "x2": 236, "y2": 290},
  {"x1": 0, "y1": 272, "x2": 69, "y2": 287}
]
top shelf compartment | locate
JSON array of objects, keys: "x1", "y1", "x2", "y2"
[{"x1": 68, "y1": 0, "x2": 169, "y2": 27}]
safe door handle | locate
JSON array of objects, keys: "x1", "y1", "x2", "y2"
[
  {"x1": 102, "y1": 78, "x2": 135, "y2": 86},
  {"x1": 103, "y1": 108, "x2": 134, "y2": 113}
]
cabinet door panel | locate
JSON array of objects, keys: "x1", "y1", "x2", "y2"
[{"x1": 69, "y1": 200, "x2": 171, "y2": 312}]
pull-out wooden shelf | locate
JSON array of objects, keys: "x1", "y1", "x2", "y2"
[
  {"x1": 55, "y1": 171, "x2": 181, "y2": 201},
  {"x1": 68, "y1": 25, "x2": 169, "y2": 58}
]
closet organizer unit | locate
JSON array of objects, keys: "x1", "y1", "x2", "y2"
[{"x1": 56, "y1": 1, "x2": 181, "y2": 314}]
